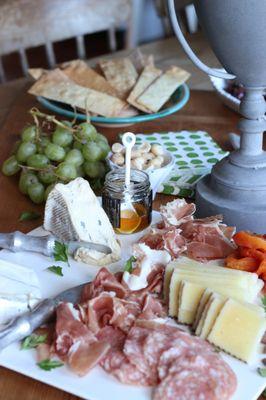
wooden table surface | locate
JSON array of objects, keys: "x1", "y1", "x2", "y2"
[{"x1": 0, "y1": 39, "x2": 264, "y2": 400}]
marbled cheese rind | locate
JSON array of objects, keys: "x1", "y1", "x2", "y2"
[
  {"x1": 207, "y1": 298, "x2": 266, "y2": 364},
  {"x1": 44, "y1": 178, "x2": 121, "y2": 266}
]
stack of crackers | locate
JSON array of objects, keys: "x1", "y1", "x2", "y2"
[{"x1": 28, "y1": 50, "x2": 190, "y2": 118}]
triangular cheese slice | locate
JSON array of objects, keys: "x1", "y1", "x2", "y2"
[{"x1": 44, "y1": 178, "x2": 121, "y2": 266}]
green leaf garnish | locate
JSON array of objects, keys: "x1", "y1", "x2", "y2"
[
  {"x1": 263, "y1": 388, "x2": 266, "y2": 397},
  {"x1": 124, "y1": 256, "x2": 136, "y2": 273},
  {"x1": 262, "y1": 296, "x2": 266, "y2": 312},
  {"x1": 258, "y1": 367, "x2": 266, "y2": 377},
  {"x1": 37, "y1": 359, "x2": 64, "y2": 371},
  {"x1": 21, "y1": 334, "x2": 47, "y2": 349},
  {"x1": 53, "y1": 241, "x2": 69, "y2": 264},
  {"x1": 47, "y1": 265, "x2": 63, "y2": 276},
  {"x1": 19, "y1": 211, "x2": 41, "y2": 222}
]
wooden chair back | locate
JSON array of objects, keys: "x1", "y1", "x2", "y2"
[{"x1": 0, "y1": 0, "x2": 133, "y2": 82}]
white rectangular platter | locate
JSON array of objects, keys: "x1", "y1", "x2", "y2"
[{"x1": 0, "y1": 213, "x2": 265, "y2": 400}]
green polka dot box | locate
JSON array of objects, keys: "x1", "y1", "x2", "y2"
[{"x1": 135, "y1": 131, "x2": 228, "y2": 198}]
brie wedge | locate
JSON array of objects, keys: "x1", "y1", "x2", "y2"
[
  {"x1": 0, "y1": 259, "x2": 41, "y2": 325},
  {"x1": 44, "y1": 178, "x2": 121, "y2": 266}
]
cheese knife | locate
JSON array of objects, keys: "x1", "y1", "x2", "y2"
[
  {"x1": 0, "y1": 281, "x2": 87, "y2": 351},
  {"x1": 0, "y1": 231, "x2": 112, "y2": 257}
]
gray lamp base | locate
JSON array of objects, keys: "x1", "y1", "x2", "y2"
[{"x1": 196, "y1": 168, "x2": 266, "y2": 233}]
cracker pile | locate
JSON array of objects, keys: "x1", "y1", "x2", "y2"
[{"x1": 28, "y1": 50, "x2": 190, "y2": 118}]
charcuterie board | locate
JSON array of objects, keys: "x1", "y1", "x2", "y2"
[{"x1": 0, "y1": 212, "x2": 265, "y2": 400}]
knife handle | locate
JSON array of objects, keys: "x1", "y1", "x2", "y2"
[
  {"x1": 0, "y1": 232, "x2": 55, "y2": 256},
  {"x1": 0, "y1": 298, "x2": 55, "y2": 351}
]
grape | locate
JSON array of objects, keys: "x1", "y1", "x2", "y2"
[
  {"x1": 64, "y1": 149, "x2": 84, "y2": 167},
  {"x1": 19, "y1": 172, "x2": 39, "y2": 194},
  {"x1": 76, "y1": 122, "x2": 97, "y2": 142},
  {"x1": 38, "y1": 169, "x2": 56, "y2": 185},
  {"x1": 95, "y1": 133, "x2": 109, "y2": 144},
  {"x1": 82, "y1": 142, "x2": 102, "y2": 162},
  {"x1": 37, "y1": 136, "x2": 50, "y2": 154},
  {"x1": 28, "y1": 182, "x2": 45, "y2": 204},
  {"x1": 2, "y1": 156, "x2": 20, "y2": 176},
  {"x1": 44, "y1": 143, "x2": 65, "y2": 162},
  {"x1": 16, "y1": 142, "x2": 37, "y2": 163},
  {"x1": 83, "y1": 161, "x2": 105, "y2": 178},
  {"x1": 44, "y1": 183, "x2": 55, "y2": 200},
  {"x1": 27, "y1": 154, "x2": 49, "y2": 169},
  {"x1": 73, "y1": 140, "x2": 83, "y2": 150},
  {"x1": 76, "y1": 165, "x2": 85, "y2": 177},
  {"x1": 52, "y1": 122, "x2": 73, "y2": 147},
  {"x1": 21, "y1": 125, "x2": 37, "y2": 142},
  {"x1": 55, "y1": 162, "x2": 77, "y2": 181},
  {"x1": 97, "y1": 140, "x2": 110, "y2": 159}
]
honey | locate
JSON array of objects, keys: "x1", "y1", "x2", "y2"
[{"x1": 102, "y1": 169, "x2": 152, "y2": 234}]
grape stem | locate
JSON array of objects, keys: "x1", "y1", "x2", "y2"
[
  {"x1": 30, "y1": 108, "x2": 76, "y2": 134},
  {"x1": 19, "y1": 164, "x2": 56, "y2": 172}
]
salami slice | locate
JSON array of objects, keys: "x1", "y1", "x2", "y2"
[{"x1": 157, "y1": 348, "x2": 237, "y2": 400}]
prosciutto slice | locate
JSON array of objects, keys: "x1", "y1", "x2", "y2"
[
  {"x1": 80, "y1": 267, "x2": 127, "y2": 302},
  {"x1": 160, "y1": 199, "x2": 196, "y2": 227},
  {"x1": 139, "y1": 199, "x2": 236, "y2": 261}
]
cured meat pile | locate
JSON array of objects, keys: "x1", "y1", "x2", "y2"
[
  {"x1": 37, "y1": 264, "x2": 237, "y2": 400},
  {"x1": 139, "y1": 199, "x2": 236, "y2": 261}
]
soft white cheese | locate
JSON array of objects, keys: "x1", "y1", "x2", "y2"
[
  {"x1": 0, "y1": 259, "x2": 41, "y2": 325},
  {"x1": 44, "y1": 178, "x2": 121, "y2": 266},
  {"x1": 123, "y1": 243, "x2": 171, "y2": 291}
]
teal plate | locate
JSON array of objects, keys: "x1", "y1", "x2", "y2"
[{"x1": 37, "y1": 83, "x2": 190, "y2": 127}]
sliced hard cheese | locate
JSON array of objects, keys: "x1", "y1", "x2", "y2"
[
  {"x1": 168, "y1": 264, "x2": 263, "y2": 316},
  {"x1": 196, "y1": 293, "x2": 225, "y2": 339},
  {"x1": 178, "y1": 281, "x2": 205, "y2": 324},
  {"x1": 44, "y1": 178, "x2": 121, "y2": 266},
  {"x1": 207, "y1": 298, "x2": 266, "y2": 364},
  {"x1": 193, "y1": 288, "x2": 212, "y2": 330}
]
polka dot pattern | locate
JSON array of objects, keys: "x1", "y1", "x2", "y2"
[{"x1": 129, "y1": 131, "x2": 228, "y2": 197}]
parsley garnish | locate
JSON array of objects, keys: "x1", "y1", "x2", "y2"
[
  {"x1": 47, "y1": 265, "x2": 63, "y2": 276},
  {"x1": 124, "y1": 256, "x2": 136, "y2": 273},
  {"x1": 263, "y1": 388, "x2": 266, "y2": 398},
  {"x1": 21, "y1": 334, "x2": 47, "y2": 350},
  {"x1": 262, "y1": 296, "x2": 266, "y2": 312},
  {"x1": 53, "y1": 241, "x2": 69, "y2": 266},
  {"x1": 19, "y1": 211, "x2": 41, "y2": 221},
  {"x1": 37, "y1": 359, "x2": 64, "y2": 371},
  {"x1": 258, "y1": 367, "x2": 266, "y2": 377}
]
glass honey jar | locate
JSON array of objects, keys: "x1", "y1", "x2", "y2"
[{"x1": 102, "y1": 169, "x2": 152, "y2": 234}]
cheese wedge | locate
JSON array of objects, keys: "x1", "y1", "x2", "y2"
[
  {"x1": 168, "y1": 260, "x2": 263, "y2": 316},
  {"x1": 165, "y1": 257, "x2": 263, "y2": 309},
  {"x1": 178, "y1": 281, "x2": 205, "y2": 324},
  {"x1": 0, "y1": 259, "x2": 41, "y2": 325},
  {"x1": 193, "y1": 288, "x2": 212, "y2": 330},
  {"x1": 208, "y1": 298, "x2": 266, "y2": 364},
  {"x1": 196, "y1": 293, "x2": 226, "y2": 339},
  {"x1": 44, "y1": 178, "x2": 121, "y2": 266}
]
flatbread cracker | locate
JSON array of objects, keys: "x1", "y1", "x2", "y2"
[
  {"x1": 28, "y1": 68, "x2": 47, "y2": 80},
  {"x1": 127, "y1": 65, "x2": 162, "y2": 112},
  {"x1": 28, "y1": 69, "x2": 126, "y2": 117},
  {"x1": 99, "y1": 58, "x2": 138, "y2": 99},
  {"x1": 136, "y1": 66, "x2": 190, "y2": 113},
  {"x1": 128, "y1": 48, "x2": 154, "y2": 72},
  {"x1": 61, "y1": 59, "x2": 120, "y2": 98}
]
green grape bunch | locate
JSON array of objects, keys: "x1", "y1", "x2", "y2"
[{"x1": 1, "y1": 108, "x2": 110, "y2": 204}]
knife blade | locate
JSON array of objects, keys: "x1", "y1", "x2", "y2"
[
  {"x1": 0, "y1": 281, "x2": 88, "y2": 352},
  {"x1": 0, "y1": 231, "x2": 112, "y2": 257}
]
